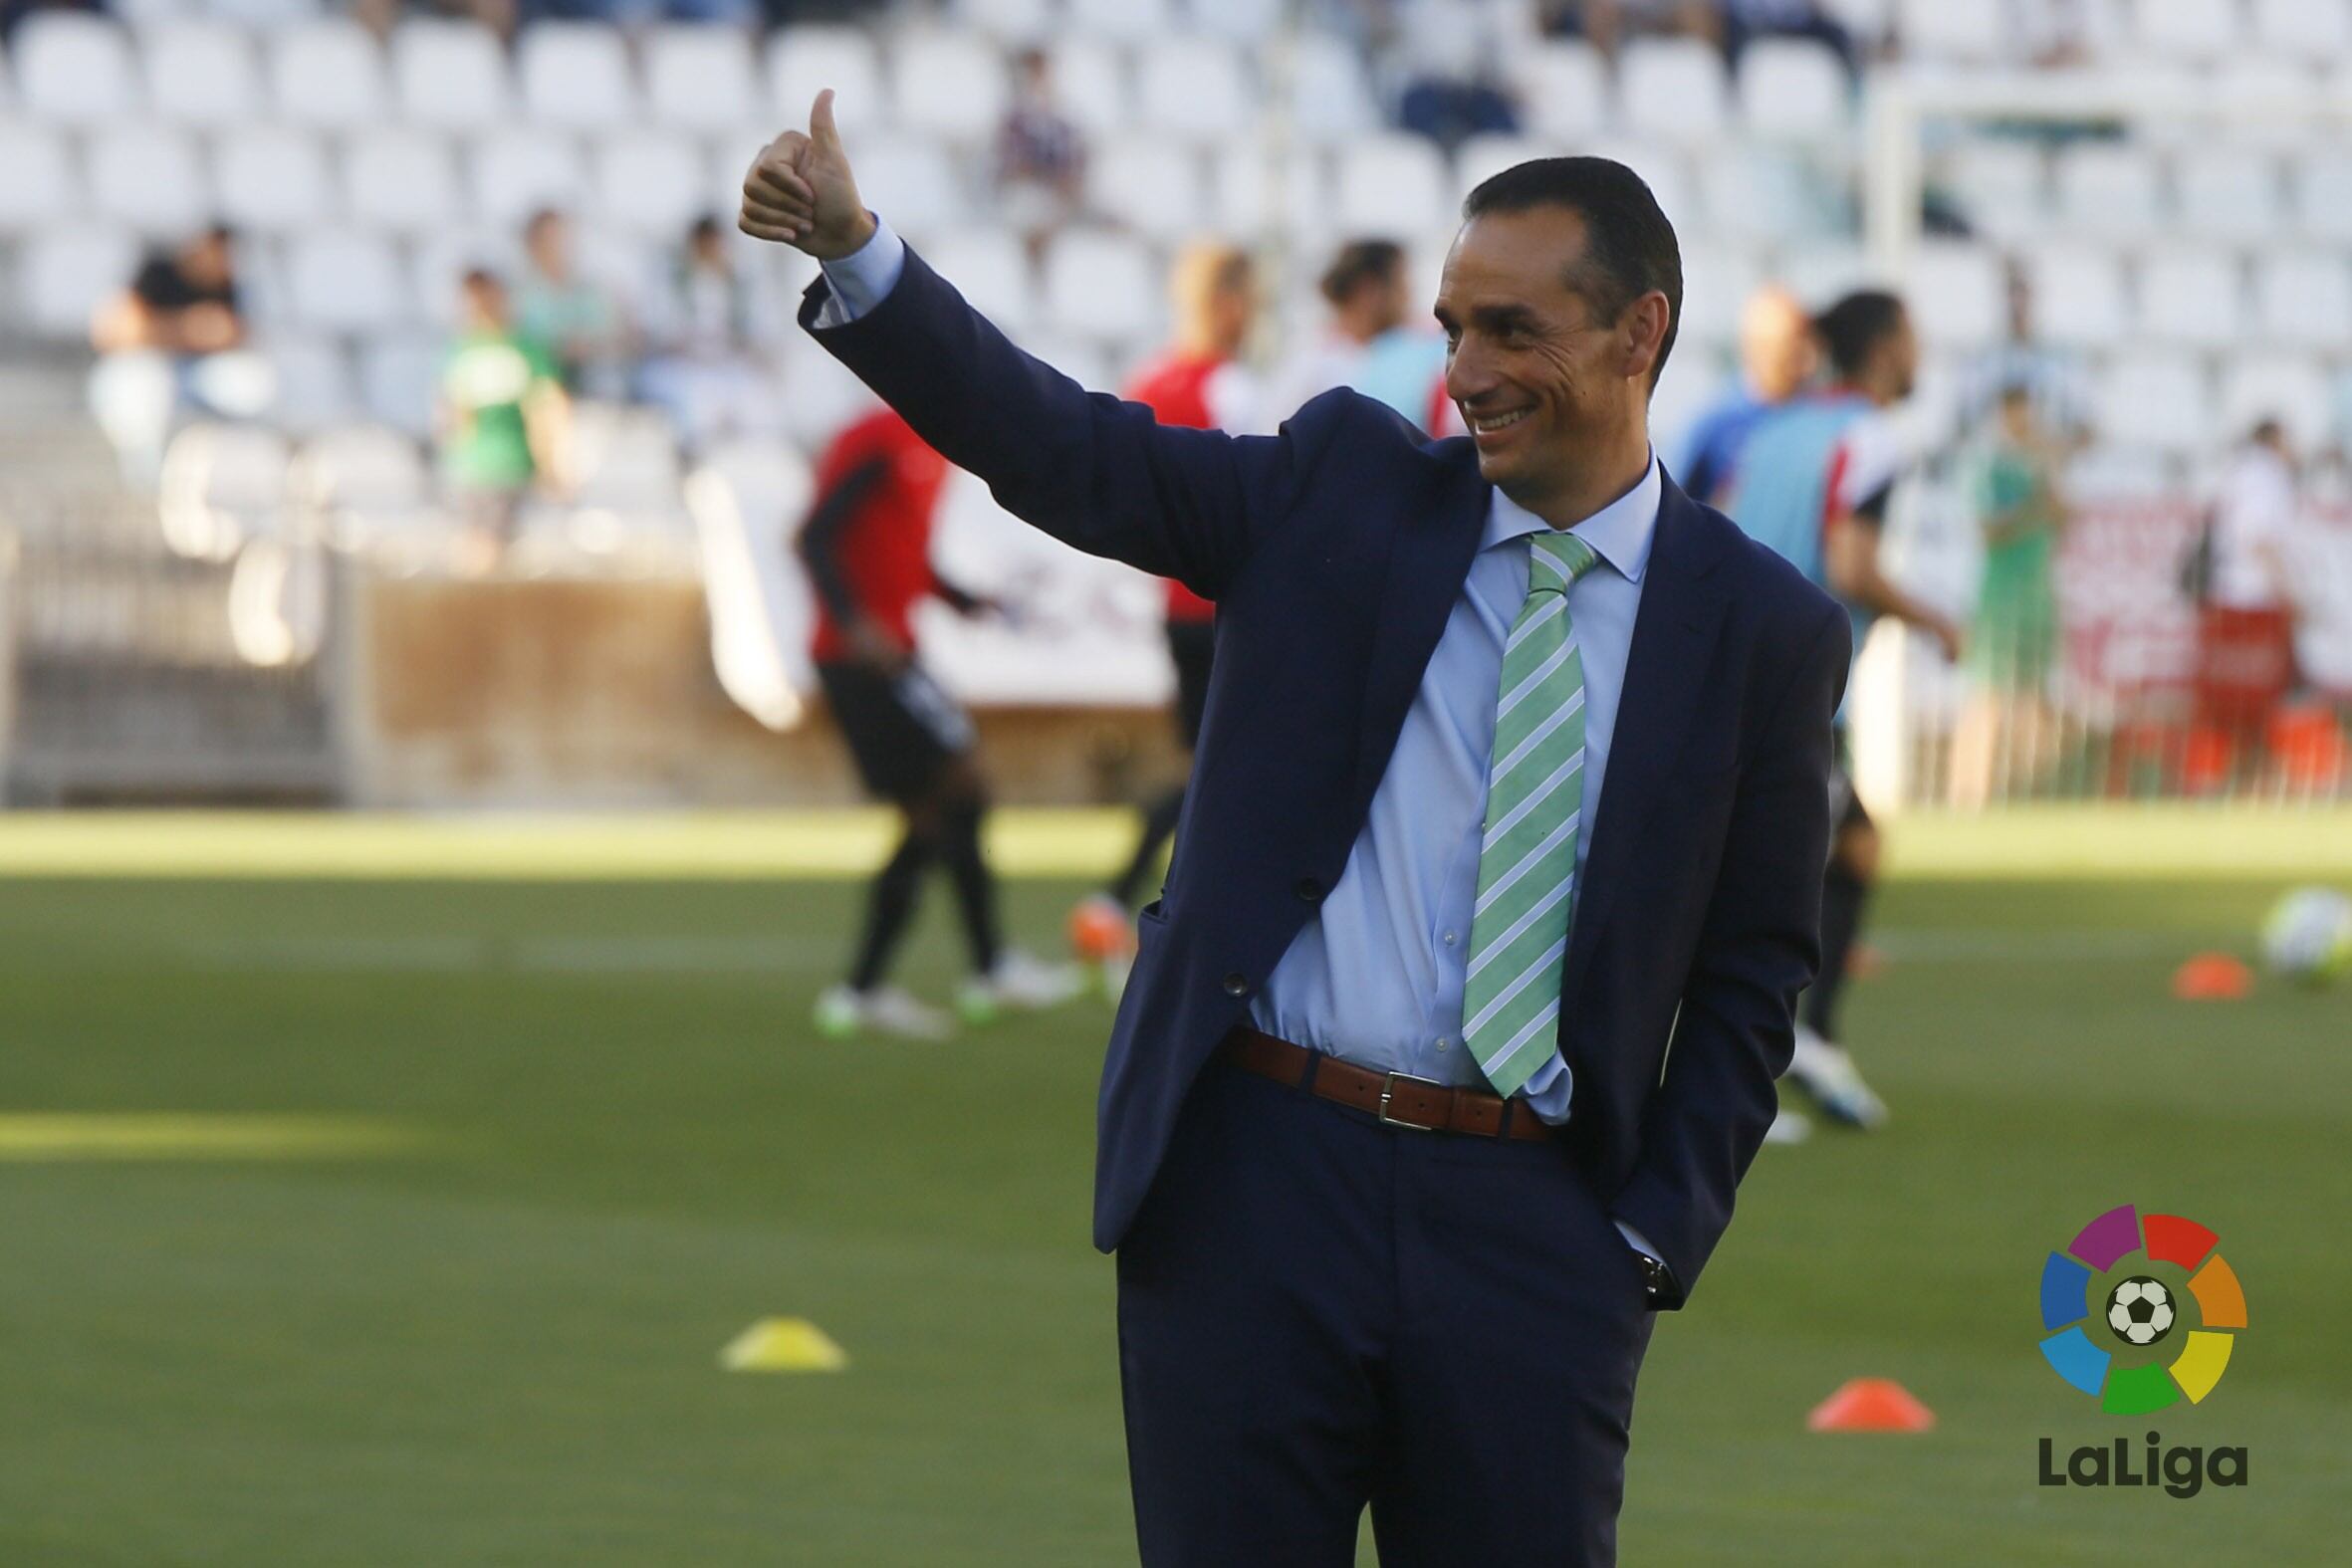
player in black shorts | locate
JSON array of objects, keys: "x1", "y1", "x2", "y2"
[{"x1": 801, "y1": 407, "x2": 1079, "y2": 1038}]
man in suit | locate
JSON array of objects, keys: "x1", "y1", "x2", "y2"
[{"x1": 741, "y1": 92, "x2": 1849, "y2": 1567}]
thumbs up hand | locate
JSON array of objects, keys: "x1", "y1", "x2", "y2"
[{"x1": 740, "y1": 89, "x2": 875, "y2": 261}]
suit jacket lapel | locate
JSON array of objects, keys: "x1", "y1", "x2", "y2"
[
  {"x1": 1349, "y1": 452, "x2": 1492, "y2": 805},
  {"x1": 1558, "y1": 483, "x2": 1729, "y2": 1011}
]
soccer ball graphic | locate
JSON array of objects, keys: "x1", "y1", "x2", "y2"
[
  {"x1": 2260, "y1": 886, "x2": 2352, "y2": 986},
  {"x1": 2107, "y1": 1276, "x2": 2176, "y2": 1346}
]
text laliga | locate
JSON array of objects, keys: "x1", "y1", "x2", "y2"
[{"x1": 2038, "y1": 1433, "x2": 2248, "y2": 1498}]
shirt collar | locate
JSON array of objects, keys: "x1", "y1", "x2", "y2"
[{"x1": 1481, "y1": 450, "x2": 1662, "y2": 585}]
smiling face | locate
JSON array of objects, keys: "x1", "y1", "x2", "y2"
[{"x1": 1434, "y1": 205, "x2": 1668, "y2": 510}]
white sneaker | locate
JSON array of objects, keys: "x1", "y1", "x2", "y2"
[
  {"x1": 1787, "y1": 1025, "x2": 1889, "y2": 1129},
  {"x1": 957, "y1": 950, "x2": 1085, "y2": 1024},
  {"x1": 813, "y1": 983, "x2": 952, "y2": 1040},
  {"x1": 1765, "y1": 1105, "x2": 1814, "y2": 1145}
]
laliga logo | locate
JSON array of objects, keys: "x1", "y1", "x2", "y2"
[{"x1": 2036, "y1": 1204, "x2": 2249, "y2": 1498}]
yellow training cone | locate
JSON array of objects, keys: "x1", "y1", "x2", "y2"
[{"x1": 720, "y1": 1318, "x2": 848, "y2": 1374}]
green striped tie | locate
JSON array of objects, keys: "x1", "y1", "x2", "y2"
[{"x1": 1463, "y1": 531, "x2": 1602, "y2": 1099}]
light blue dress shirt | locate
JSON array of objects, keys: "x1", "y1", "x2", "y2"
[{"x1": 817, "y1": 219, "x2": 1665, "y2": 1265}]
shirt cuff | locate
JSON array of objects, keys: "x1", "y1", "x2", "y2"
[{"x1": 814, "y1": 215, "x2": 906, "y2": 329}]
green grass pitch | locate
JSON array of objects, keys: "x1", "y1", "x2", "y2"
[{"x1": 0, "y1": 811, "x2": 2346, "y2": 1564}]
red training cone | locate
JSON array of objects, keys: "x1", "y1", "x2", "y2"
[
  {"x1": 2171, "y1": 953, "x2": 2253, "y2": 1001},
  {"x1": 1807, "y1": 1377, "x2": 1936, "y2": 1434}
]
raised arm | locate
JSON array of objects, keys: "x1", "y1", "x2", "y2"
[{"x1": 738, "y1": 92, "x2": 1339, "y2": 599}]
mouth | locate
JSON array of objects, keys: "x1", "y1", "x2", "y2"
[{"x1": 1467, "y1": 406, "x2": 1534, "y2": 446}]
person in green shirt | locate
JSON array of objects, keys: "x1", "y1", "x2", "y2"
[
  {"x1": 1953, "y1": 383, "x2": 2066, "y2": 806},
  {"x1": 437, "y1": 269, "x2": 570, "y2": 568}
]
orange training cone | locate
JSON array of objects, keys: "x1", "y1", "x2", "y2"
[
  {"x1": 1807, "y1": 1377, "x2": 1936, "y2": 1434},
  {"x1": 2172, "y1": 953, "x2": 2253, "y2": 1001}
]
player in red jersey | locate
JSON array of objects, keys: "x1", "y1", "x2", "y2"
[
  {"x1": 1069, "y1": 244, "x2": 1263, "y2": 980},
  {"x1": 801, "y1": 406, "x2": 1080, "y2": 1037}
]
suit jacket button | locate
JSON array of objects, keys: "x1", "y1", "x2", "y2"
[
  {"x1": 1294, "y1": 877, "x2": 1322, "y2": 902},
  {"x1": 1222, "y1": 973, "x2": 1251, "y2": 998}
]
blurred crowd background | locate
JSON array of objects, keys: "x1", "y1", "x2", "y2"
[{"x1": 0, "y1": 0, "x2": 2348, "y2": 810}]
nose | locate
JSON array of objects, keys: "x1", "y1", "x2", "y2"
[{"x1": 1445, "y1": 337, "x2": 1497, "y2": 409}]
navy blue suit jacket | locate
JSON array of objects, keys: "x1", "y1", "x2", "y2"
[{"x1": 802, "y1": 248, "x2": 1849, "y2": 1308}]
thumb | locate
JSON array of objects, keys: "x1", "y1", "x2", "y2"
[{"x1": 811, "y1": 88, "x2": 841, "y2": 151}]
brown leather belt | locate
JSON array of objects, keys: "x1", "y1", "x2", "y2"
[{"x1": 1220, "y1": 1026, "x2": 1556, "y2": 1142}]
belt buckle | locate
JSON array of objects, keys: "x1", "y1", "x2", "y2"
[{"x1": 1377, "y1": 1070, "x2": 1449, "y2": 1131}]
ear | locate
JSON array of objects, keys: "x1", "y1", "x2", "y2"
[{"x1": 1621, "y1": 291, "x2": 1672, "y2": 383}]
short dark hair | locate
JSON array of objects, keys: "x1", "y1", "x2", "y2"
[
  {"x1": 1814, "y1": 290, "x2": 1908, "y2": 381},
  {"x1": 1460, "y1": 156, "x2": 1682, "y2": 385},
  {"x1": 1319, "y1": 239, "x2": 1404, "y2": 307}
]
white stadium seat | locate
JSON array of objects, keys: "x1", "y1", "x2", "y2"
[
  {"x1": 263, "y1": 337, "x2": 356, "y2": 435},
  {"x1": 471, "y1": 128, "x2": 589, "y2": 228},
  {"x1": 1737, "y1": 37, "x2": 1848, "y2": 139},
  {"x1": 893, "y1": 32, "x2": 1009, "y2": 142},
  {"x1": 19, "y1": 226, "x2": 138, "y2": 339},
  {"x1": 358, "y1": 333, "x2": 444, "y2": 439},
  {"x1": 1290, "y1": 33, "x2": 1380, "y2": 144},
  {"x1": 1674, "y1": 246, "x2": 1764, "y2": 352},
  {"x1": 2220, "y1": 354, "x2": 2334, "y2": 453},
  {"x1": 2210, "y1": 60, "x2": 2325, "y2": 149},
  {"x1": 1939, "y1": 141, "x2": 2046, "y2": 243},
  {"x1": 1086, "y1": 137, "x2": 1210, "y2": 240},
  {"x1": 2094, "y1": 351, "x2": 2210, "y2": 452},
  {"x1": 924, "y1": 228, "x2": 1038, "y2": 334},
  {"x1": 1617, "y1": 39, "x2": 1729, "y2": 145},
  {"x1": 1067, "y1": 0, "x2": 1174, "y2": 43},
  {"x1": 157, "y1": 422, "x2": 292, "y2": 560},
  {"x1": 1212, "y1": 144, "x2": 1332, "y2": 240},
  {"x1": 1897, "y1": 0, "x2": 2003, "y2": 60},
  {"x1": 1906, "y1": 242, "x2": 2003, "y2": 348},
  {"x1": 1016, "y1": 331, "x2": 1113, "y2": 397},
  {"x1": 392, "y1": 19, "x2": 512, "y2": 130},
  {"x1": 2136, "y1": 251, "x2": 2242, "y2": 348},
  {"x1": 213, "y1": 127, "x2": 334, "y2": 233},
  {"x1": 1046, "y1": 38, "x2": 1130, "y2": 134},
  {"x1": 293, "y1": 423, "x2": 431, "y2": 515},
  {"x1": 142, "y1": 18, "x2": 263, "y2": 127},
  {"x1": 767, "y1": 27, "x2": 886, "y2": 138},
  {"x1": 14, "y1": 12, "x2": 140, "y2": 124},
  {"x1": 1139, "y1": 35, "x2": 1253, "y2": 141},
  {"x1": 1454, "y1": 133, "x2": 1552, "y2": 209},
  {"x1": 592, "y1": 132, "x2": 708, "y2": 237},
  {"x1": 1194, "y1": 0, "x2": 1285, "y2": 43},
  {"x1": 2053, "y1": 143, "x2": 2163, "y2": 238},
  {"x1": 1699, "y1": 145, "x2": 1835, "y2": 243},
  {"x1": 643, "y1": 24, "x2": 759, "y2": 131},
  {"x1": 848, "y1": 137, "x2": 968, "y2": 235},
  {"x1": 0, "y1": 123, "x2": 77, "y2": 231},
  {"x1": 89, "y1": 124, "x2": 209, "y2": 236},
  {"x1": 1514, "y1": 41, "x2": 1609, "y2": 143},
  {"x1": 2289, "y1": 151, "x2": 2352, "y2": 240},
  {"x1": 569, "y1": 406, "x2": 682, "y2": 512},
  {"x1": 287, "y1": 232, "x2": 407, "y2": 334},
  {"x1": 1334, "y1": 134, "x2": 1450, "y2": 239},
  {"x1": 957, "y1": 0, "x2": 1055, "y2": 43},
  {"x1": 1041, "y1": 227, "x2": 1159, "y2": 342},
  {"x1": 268, "y1": 18, "x2": 388, "y2": 129},
  {"x1": 2174, "y1": 148, "x2": 2282, "y2": 241},
  {"x1": 518, "y1": 22, "x2": 639, "y2": 130},
  {"x1": 346, "y1": 130, "x2": 462, "y2": 234},
  {"x1": 2253, "y1": 252, "x2": 2352, "y2": 349},
  {"x1": 2254, "y1": 0, "x2": 2352, "y2": 56},
  {"x1": 1777, "y1": 245, "x2": 1874, "y2": 305},
  {"x1": 2023, "y1": 244, "x2": 2130, "y2": 348},
  {"x1": 2131, "y1": 0, "x2": 2237, "y2": 62}
]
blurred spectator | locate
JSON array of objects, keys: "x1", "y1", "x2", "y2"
[
  {"x1": 635, "y1": 215, "x2": 784, "y2": 455},
  {"x1": 1395, "y1": 10, "x2": 1521, "y2": 152},
  {"x1": 515, "y1": 209, "x2": 632, "y2": 401},
  {"x1": 1961, "y1": 260, "x2": 2089, "y2": 443},
  {"x1": 1274, "y1": 241, "x2": 1450, "y2": 434},
  {"x1": 88, "y1": 225, "x2": 271, "y2": 486},
  {"x1": 1, "y1": 0, "x2": 100, "y2": 47},
  {"x1": 351, "y1": 0, "x2": 520, "y2": 44},
  {"x1": 995, "y1": 49, "x2": 1086, "y2": 263},
  {"x1": 1538, "y1": 1, "x2": 1721, "y2": 58},
  {"x1": 1677, "y1": 284, "x2": 1815, "y2": 508},
  {"x1": 2193, "y1": 418, "x2": 2300, "y2": 771},
  {"x1": 1721, "y1": 0, "x2": 1859, "y2": 72},
  {"x1": 438, "y1": 269, "x2": 571, "y2": 570},
  {"x1": 2006, "y1": 0, "x2": 2124, "y2": 68},
  {"x1": 1951, "y1": 383, "x2": 2067, "y2": 807}
]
